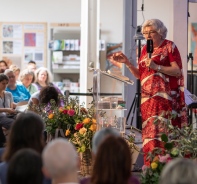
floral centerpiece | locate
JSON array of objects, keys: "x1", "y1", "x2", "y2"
[
  {"x1": 140, "y1": 111, "x2": 197, "y2": 184},
  {"x1": 32, "y1": 95, "x2": 97, "y2": 153}
]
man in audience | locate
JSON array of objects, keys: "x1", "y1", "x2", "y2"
[
  {"x1": 27, "y1": 60, "x2": 37, "y2": 72},
  {"x1": 42, "y1": 138, "x2": 79, "y2": 184}
]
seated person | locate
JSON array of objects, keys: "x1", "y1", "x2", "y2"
[
  {"x1": 4, "y1": 69, "x2": 30, "y2": 103},
  {"x1": 9, "y1": 65, "x2": 20, "y2": 82},
  {"x1": 0, "y1": 60, "x2": 8, "y2": 74},
  {"x1": 34, "y1": 67, "x2": 62, "y2": 94},
  {"x1": 27, "y1": 60, "x2": 37, "y2": 72},
  {"x1": 0, "y1": 74, "x2": 16, "y2": 143},
  {"x1": 19, "y1": 69, "x2": 38, "y2": 95},
  {"x1": 7, "y1": 148, "x2": 43, "y2": 184},
  {"x1": 28, "y1": 86, "x2": 63, "y2": 113},
  {"x1": 29, "y1": 86, "x2": 59, "y2": 105}
]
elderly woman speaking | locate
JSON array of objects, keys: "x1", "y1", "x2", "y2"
[
  {"x1": 4, "y1": 69, "x2": 30, "y2": 103},
  {"x1": 109, "y1": 19, "x2": 187, "y2": 165}
]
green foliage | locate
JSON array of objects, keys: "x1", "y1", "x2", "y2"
[{"x1": 140, "y1": 110, "x2": 197, "y2": 184}]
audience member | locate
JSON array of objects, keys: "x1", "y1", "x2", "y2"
[
  {"x1": 28, "y1": 86, "x2": 59, "y2": 106},
  {"x1": 19, "y1": 69, "x2": 37, "y2": 95},
  {"x1": 4, "y1": 69, "x2": 30, "y2": 103},
  {"x1": 0, "y1": 112, "x2": 45, "y2": 184},
  {"x1": 27, "y1": 60, "x2": 37, "y2": 72},
  {"x1": 0, "y1": 60, "x2": 8, "y2": 73},
  {"x1": 9, "y1": 65, "x2": 20, "y2": 82},
  {"x1": 92, "y1": 127, "x2": 120, "y2": 155},
  {"x1": 34, "y1": 67, "x2": 62, "y2": 94},
  {"x1": 34, "y1": 67, "x2": 53, "y2": 90},
  {"x1": 0, "y1": 74, "x2": 16, "y2": 147},
  {"x1": 42, "y1": 138, "x2": 79, "y2": 184},
  {"x1": 159, "y1": 158, "x2": 197, "y2": 184},
  {"x1": 7, "y1": 148, "x2": 43, "y2": 184},
  {"x1": 80, "y1": 128, "x2": 140, "y2": 184}
]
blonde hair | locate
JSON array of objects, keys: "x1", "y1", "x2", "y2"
[
  {"x1": 9, "y1": 64, "x2": 20, "y2": 73},
  {"x1": 34, "y1": 67, "x2": 53, "y2": 85}
]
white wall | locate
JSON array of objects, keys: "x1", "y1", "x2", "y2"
[{"x1": 0, "y1": 0, "x2": 81, "y2": 69}]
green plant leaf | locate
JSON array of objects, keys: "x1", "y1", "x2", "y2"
[
  {"x1": 161, "y1": 133, "x2": 168, "y2": 142},
  {"x1": 164, "y1": 142, "x2": 173, "y2": 150}
]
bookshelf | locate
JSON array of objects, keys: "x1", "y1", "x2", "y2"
[{"x1": 49, "y1": 23, "x2": 81, "y2": 93}]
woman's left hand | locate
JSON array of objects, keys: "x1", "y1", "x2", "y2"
[{"x1": 146, "y1": 58, "x2": 157, "y2": 70}]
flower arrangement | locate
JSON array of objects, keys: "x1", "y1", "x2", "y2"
[
  {"x1": 34, "y1": 95, "x2": 97, "y2": 153},
  {"x1": 140, "y1": 111, "x2": 197, "y2": 184}
]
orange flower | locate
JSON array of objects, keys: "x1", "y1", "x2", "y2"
[
  {"x1": 48, "y1": 113, "x2": 54, "y2": 119},
  {"x1": 89, "y1": 124, "x2": 97, "y2": 131},
  {"x1": 153, "y1": 156, "x2": 159, "y2": 162},
  {"x1": 65, "y1": 129, "x2": 70, "y2": 136},
  {"x1": 83, "y1": 118, "x2": 91, "y2": 124},
  {"x1": 59, "y1": 107, "x2": 64, "y2": 113},
  {"x1": 92, "y1": 118, "x2": 96, "y2": 124}
]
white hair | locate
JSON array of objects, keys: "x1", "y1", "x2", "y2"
[
  {"x1": 159, "y1": 158, "x2": 197, "y2": 184},
  {"x1": 4, "y1": 69, "x2": 14, "y2": 75},
  {"x1": 19, "y1": 69, "x2": 35, "y2": 82},
  {"x1": 142, "y1": 19, "x2": 168, "y2": 39},
  {"x1": 34, "y1": 67, "x2": 53, "y2": 85},
  {"x1": 42, "y1": 138, "x2": 78, "y2": 178}
]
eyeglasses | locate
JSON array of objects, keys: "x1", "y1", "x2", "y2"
[{"x1": 142, "y1": 31, "x2": 157, "y2": 36}]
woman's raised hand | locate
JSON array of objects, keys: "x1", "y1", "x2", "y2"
[{"x1": 108, "y1": 52, "x2": 130, "y2": 65}]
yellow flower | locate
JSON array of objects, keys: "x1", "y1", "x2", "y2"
[
  {"x1": 65, "y1": 129, "x2": 70, "y2": 136},
  {"x1": 92, "y1": 118, "x2": 96, "y2": 124},
  {"x1": 83, "y1": 118, "x2": 91, "y2": 124},
  {"x1": 66, "y1": 106, "x2": 71, "y2": 110},
  {"x1": 79, "y1": 127, "x2": 87, "y2": 135},
  {"x1": 151, "y1": 162, "x2": 158, "y2": 170},
  {"x1": 48, "y1": 113, "x2": 54, "y2": 119},
  {"x1": 89, "y1": 124, "x2": 97, "y2": 132}
]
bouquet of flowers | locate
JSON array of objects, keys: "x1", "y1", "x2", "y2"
[
  {"x1": 140, "y1": 111, "x2": 197, "y2": 184},
  {"x1": 36, "y1": 95, "x2": 97, "y2": 153}
]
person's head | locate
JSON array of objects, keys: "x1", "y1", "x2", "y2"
[
  {"x1": 39, "y1": 86, "x2": 59, "y2": 104},
  {"x1": 91, "y1": 136, "x2": 132, "y2": 184},
  {"x1": 4, "y1": 69, "x2": 16, "y2": 87},
  {"x1": 142, "y1": 19, "x2": 167, "y2": 40},
  {"x1": 0, "y1": 73, "x2": 9, "y2": 91},
  {"x1": 92, "y1": 128, "x2": 120, "y2": 154},
  {"x1": 19, "y1": 69, "x2": 35, "y2": 88},
  {"x1": 0, "y1": 60, "x2": 8, "y2": 73},
  {"x1": 42, "y1": 138, "x2": 78, "y2": 180},
  {"x1": 27, "y1": 61, "x2": 37, "y2": 72},
  {"x1": 2, "y1": 112, "x2": 44, "y2": 162},
  {"x1": 9, "y1": 65, "x2": 20, "y2": 81},
  {"x1": 34, "y1": 67, "x2": 52, "y2": 85},
  {"x1": 159, "y1": 158, "x2": 197, "y2": 184},
  {"x1": 7, "y1": 148, "x2": 43, "y2": 184}
]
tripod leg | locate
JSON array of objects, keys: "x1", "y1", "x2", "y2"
[{"x1": 126, "y1": 96, "x2": 137, "y2": 125}]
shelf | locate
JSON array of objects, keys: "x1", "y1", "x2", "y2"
[{"x1": 52, "y1": 68, "x2": 80, "y2": 74}]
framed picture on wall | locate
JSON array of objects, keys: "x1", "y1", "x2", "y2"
[{"x1": 189, "y1": 23, "x2": 197, "y2": 71}]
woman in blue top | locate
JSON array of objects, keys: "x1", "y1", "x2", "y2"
[{"x1": 4, "y1": 69, "x2": 30, "y2": 103}]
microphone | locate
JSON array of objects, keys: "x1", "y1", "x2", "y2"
[{"x1": 146, "y1": 39, "x2": 153, "y2": 71}]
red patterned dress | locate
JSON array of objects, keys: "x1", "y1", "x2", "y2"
[{"x1": 139, "y1": 39, "x2": 187, "y2": 165}]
